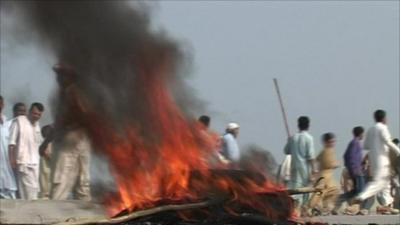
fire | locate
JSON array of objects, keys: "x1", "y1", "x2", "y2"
[
  {"x1": 56, "y1": 52, "x2": 293, "y2": 221},
  {"x1": 13, "y1": 0, "x2": 294, "y2": 221}
]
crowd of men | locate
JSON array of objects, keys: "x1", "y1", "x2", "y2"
[
  {"x1": 0, "y1": 95, "x2": 91, "y2": 201},
  {"x1": 278, "y1": 111, "x2": 400, "y2": 216},
  {"x1": 1, "y1": 94, "x2": 399, "y2": 217},
  {"x1": 197, "y1": 111, "x2": 400, "y2": 216}
]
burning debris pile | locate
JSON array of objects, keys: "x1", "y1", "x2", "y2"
[{"x1": 9, "y1": 1, "x2": 295, "y2": 224}]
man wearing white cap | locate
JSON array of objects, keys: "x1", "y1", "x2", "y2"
[{"x1": 221, "y1": 123, "x2": 241, "y2": 167}]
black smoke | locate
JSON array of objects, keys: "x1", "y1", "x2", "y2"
[
  {"x1": 3, "y1": 1, "x2": 206, "y2": 199},
  {"x1": 6, "y1": 1, "x2": 202, "y2": 137},
  {"x1": 240, "y1": 144, "x2": 278, "y2": 179}
]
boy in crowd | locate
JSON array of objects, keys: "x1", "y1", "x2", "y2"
[
  {"x1": 308, "y1": 133, "x2": 340, "y2": 215},
  {"x1": 332, "y1": 127, "x2": 365, "y2": 215}
]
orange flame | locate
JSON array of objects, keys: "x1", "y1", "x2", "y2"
[{"x1": 58, "y1": 54, "x2": 293, "y2": 221}]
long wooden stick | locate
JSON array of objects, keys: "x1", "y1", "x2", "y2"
[
  {"x1": 273, "y1": 78, "x2": 290, "y2": 138},
  {"x1": 284, "y1": 186, "x2": 322, "y2": 195}
]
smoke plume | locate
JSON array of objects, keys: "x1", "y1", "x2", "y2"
[
  {"x1": 5, "y1": 3, "x2": 293, "y2": 220},
  {"x1": 240, "y1": 144, "x2": 278, "y2": 179},
  {"x1": 9, "y1": 1, "x2": 200, "y2": 133},
  {"x1": 5, "y1": 0, "x2": 204, "y2": 199}
]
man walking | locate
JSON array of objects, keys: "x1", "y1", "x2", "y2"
[
  {"x1": 308, "y1": 133, "x2": 340, "y2": 215},
  {"x1": 284, "y1": 116, "x2": 317, "y2": 213},
  {"x1": 8, "y1": 103, "x2": 44, "y2": 200},
  {"x1": 333, "y1": 126, "x2": 365, "y2": 214},
  {"x1": 355, "y1": 110, "x2": 400, "y2": 214}
]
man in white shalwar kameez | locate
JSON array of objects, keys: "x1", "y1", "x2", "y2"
[
  {"x1": 0, "y1": 96, "x2": 18, "y2": 199},
  {"x1": 355, "y1": 110, "x2": 400, "y2": 214},
  {"x1": 9, "y1": 103, "x2": 44, "y2": 200}
]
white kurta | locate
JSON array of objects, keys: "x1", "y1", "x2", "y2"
[
  {"x1": 9, "y1": 116, "x2": 42, "y2": 165},
  {"x1": 8, "y1": 115, "x2": 42, "y2": 200},
  {"x1": 357, "y1": 122, "x2": 400, "y2": 205},
  {"x1": 0, "y1": 115, "x2": 17, "y2": 199},
  {"x1": 277, "y1": 154, "x2": 291, "y2": 184},
  {"x1": 363, "y1": 122, "x2": 400, "y2": 177},
  {"x1": 221, "y1": 133, "x2": 240, "y2": 162}
]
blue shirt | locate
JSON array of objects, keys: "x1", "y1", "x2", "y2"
[
  {"x1": 284, "y1": 131, "x2": 315, "y2": 188},
  {"x1": 344, "y1": 138, "x2": 363, "y2": 176}
]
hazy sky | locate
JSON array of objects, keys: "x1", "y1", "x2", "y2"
[{"x1": 1, "y1": 1, "x2": 399, "y2": 166}]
